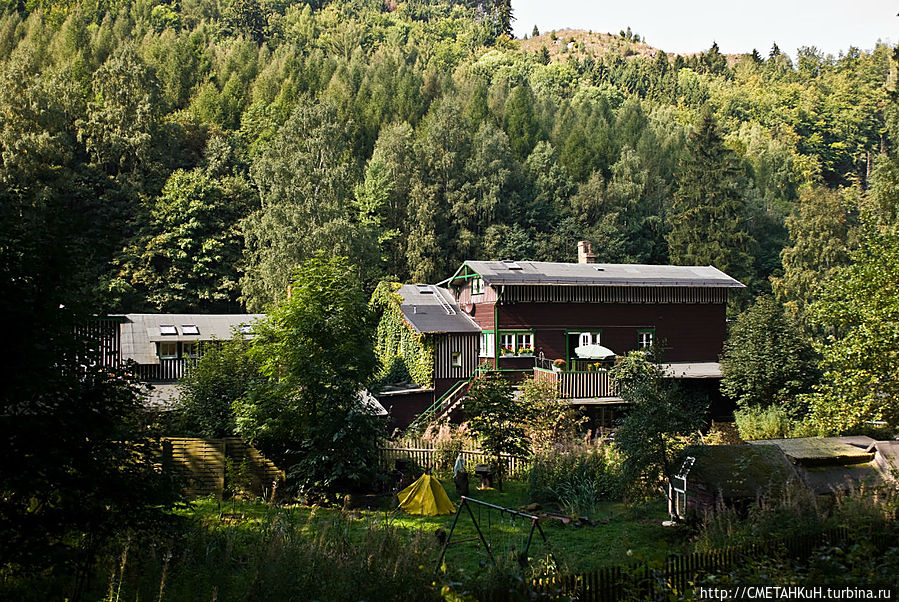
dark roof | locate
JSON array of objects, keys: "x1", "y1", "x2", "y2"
[
  {"x1": 688, "y1": 444, "x2": 798, "y2": 499},
  {"x1": 800, "y1": 463, "x2": 887, "y2": 495},
  {"x1": 747, "y1": 437, "x2": 874, "y2": 465},
  {"x1": 397, "y1": 285, "x2": 480, "y2": 334},
  {"x1": 459, "y1": 261, "x2": 745, "y2": 288},
  {"x1": 117, "y1": 313, "x2": 265, "y2": 364}
]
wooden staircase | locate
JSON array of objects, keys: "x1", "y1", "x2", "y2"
[{"x1": 408, "y1": 377, "x2": 473, "y2": 430}]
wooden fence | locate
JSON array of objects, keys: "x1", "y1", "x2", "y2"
[
  {"x1": 484, "y1": 527, "x2": 864, "y2": 601},
  {"x1": 379, "y1": 438, "x2": 528, "y2": 477},
  {"x1": 162, "y1": 437, "x2": 284, "y2": 500}
]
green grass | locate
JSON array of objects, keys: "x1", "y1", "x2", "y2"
[{"x1": 183, "y1": 478, "x2": 685, "y2": 576}]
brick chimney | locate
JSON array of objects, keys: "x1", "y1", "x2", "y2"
[{"x1": 577, "y1": 240, "x2": 595, "y2": 264}]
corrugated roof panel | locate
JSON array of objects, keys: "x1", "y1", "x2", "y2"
[{"x1": 463, "y1": 261, "x2": 744, "y2": 288}]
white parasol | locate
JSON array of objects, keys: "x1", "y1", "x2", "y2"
[{"x1": 574, "y1": 344, "x2": 616, "y2": 359}]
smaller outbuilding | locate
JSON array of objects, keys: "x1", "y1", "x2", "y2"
[
  {"x1": 669, "y1": 444, "x2": 798, "y2": 520},
  {"x1": 673, "y1": 437, "x2": 899, "y2": 521}
]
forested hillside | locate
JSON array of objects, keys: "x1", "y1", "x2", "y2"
[{"x1": 0, "y1": 0, "x2": 892, "y2": 316}]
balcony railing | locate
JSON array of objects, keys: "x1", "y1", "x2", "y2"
[
  {"x1": 533, "y1": 366, "x2": 619, "y2": 399},
  {"x1": 132, "y1": 358, "x2": 196, "y2": 382}
]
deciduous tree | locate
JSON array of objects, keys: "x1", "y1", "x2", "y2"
[{"x1": 234, "y1": 255, "x2": 383, "y2": 498}]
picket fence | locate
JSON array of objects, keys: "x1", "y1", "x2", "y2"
[
  {"x1": 379, "y1": 438, "x2": 528, "y2": 477},
  {"x1": 482, "y1": 526, "x2": 881, "y2": 601}
]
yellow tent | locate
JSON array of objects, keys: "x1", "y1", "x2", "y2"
[{"x1": 397, "y1": 474, "x2": 455, "y2": 516}]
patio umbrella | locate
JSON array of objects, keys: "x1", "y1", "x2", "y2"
[{"x1": 574, "y1": 344, "x2": 616, "y2": 359}]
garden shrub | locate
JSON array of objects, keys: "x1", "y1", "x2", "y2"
[
  {"x1": 526, "y1": 443, "x2": 624, "y2": 516},
  {"x1": 419, "y1": 423, "x2": 471, "y2": 478}
]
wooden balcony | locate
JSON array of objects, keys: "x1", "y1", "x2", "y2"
[
  {"x1": 533, "y1": 367, "x2": 619, "y2": 400},
  {"x1": 132, "y1": 358, "x2": 196, "y2": 382}
]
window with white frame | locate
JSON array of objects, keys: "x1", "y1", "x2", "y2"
[
  {"x1": 576, "y1": 331, "x2": 601, "y2": 346},
  {"x1": 638, "y1": 329, "x2": 655, "y2": 349},
  {"x1": 158, "y1": 341, "x2": 178, "y2": 359},
  {"x1": 451, "y1": 352, "x2": 462, "y2": 367},
  {"x1": 497, "y1": 331, "x2": 535, "y2": 356},
  {"x1": 182, "y1": 342, "x2": 199, "y2": 358},
  {"x1": 500, "y1": 333, "x2": 516, "y2": 354},
  {"x1": 471, "y1": 276, "x2": 485, "y2": 295},
  {"x1": 517, "y1": 333, "x2": 534, "y2": 355},
  {"x1": 479, "y1": 332, "x2": 495, "y2": 357}
]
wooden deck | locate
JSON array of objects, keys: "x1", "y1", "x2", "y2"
[{"x1": 533, "y1": 367, "x2": 619, "y2": 399}]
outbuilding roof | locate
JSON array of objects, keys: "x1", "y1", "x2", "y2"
[
  {"x1": 457, "y1": 261, "x2": 745, "y2": 288},
  {"x1": 397, "y1": 284, "x2": 480, "y2": 334},
  {"x1": 116, "y1": 313, "x2": 265, "y2": 364}
]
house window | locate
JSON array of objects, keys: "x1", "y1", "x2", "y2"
[
  {"x1": 471, "y1": 276, "x2": 484, "y2": 295},
  {"x1": 479, "y1": 332, "x2": 495, "y2": 358},
  {"x1": 517, "y1": 333, "x2": 534, "y2": 355},
  {"x1": 638, "y1": 329, "x2": 655, "y2": 349},
  {"x1": 500, "y1": 333, "x2": 516, "y2": 355},
  {"x1": 451, "y1": 352, "x2": 462, "y2": 367},
  {"x1": 158, "y1": 341, "x2": 178, "y2": 359},
  {"x1": 159, "y1": 324, "x2": 177, "y2": 336},
  {"x1": 182, "y1": 342, "x2": 199, "y2": 358},
  {"x1": 575, "y1": 331, "x2": 601, "y2": 347},
  {"x1": 182, "y1": 324, "x2": 199, "y2": 335},
  {"x1": 498, "y1": 331, "x2": 535, "y2": 356}
]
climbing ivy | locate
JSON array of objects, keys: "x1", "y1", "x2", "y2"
[{"x1": 370, "y1": 282, "x2": 434, "y2": 387}]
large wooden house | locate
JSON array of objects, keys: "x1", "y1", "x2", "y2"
[
  {"x1": 375, "y1": 242, "x2": 744, "y2": 428},
  {"x1": 91, "y1": 313, "x2": 264, "y2": 408}
]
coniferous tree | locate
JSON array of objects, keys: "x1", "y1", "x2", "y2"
[
  {"x1": 503, "y1": 83, "x2": 540, "y2": 161},
  {"x1": 667, "y1": 108, "x2": 755, "y2": 284}
]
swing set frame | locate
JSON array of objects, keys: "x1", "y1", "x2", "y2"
[{"x1": 435, "y1": 496, "x2": 556, "y2": 573}]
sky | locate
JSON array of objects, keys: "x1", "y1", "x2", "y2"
[{"x1": 512, "y1": 0, "x2": 896, "y2": 59}]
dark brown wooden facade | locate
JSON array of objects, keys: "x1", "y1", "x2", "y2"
[{"x1": 456, "y1": 282, "x2": 727, "y2": 369}]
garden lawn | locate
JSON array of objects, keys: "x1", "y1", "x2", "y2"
[{"x1": 183, "y1": 478, "x2": 687, "y2": 576}]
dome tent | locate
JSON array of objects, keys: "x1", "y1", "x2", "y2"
[{"x1": 397, "y1": 474, "x2": 455, "y2": 516}]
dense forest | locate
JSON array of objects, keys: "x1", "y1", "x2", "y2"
[
  {"x1": 2, "y1": 1, "x2": 899, "y2": 591},
  {"x1": 0, "y1": 0, "x2": 892, "y2": 315}
]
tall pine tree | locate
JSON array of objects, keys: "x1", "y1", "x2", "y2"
[{"x1": 667, "y1": 108, "x2": 755, "y2": 285}]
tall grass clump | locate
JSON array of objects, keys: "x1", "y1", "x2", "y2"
[
  {"x1": 733, "y1": 405, "x2": 796, "y2": 440},
  {"x1": 526, "y1": 442, "x2": 624, "y2": 517},
  {"x1": 694, "y1": 482, "x2": 899, "y2": 553},
  {"x1": 74, "y1": 509, "x2": 440, "y2": 602}
]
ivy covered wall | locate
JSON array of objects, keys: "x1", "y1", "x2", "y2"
[{"x1": 370, "y1": 282, "x2": 435, "y2": 387}]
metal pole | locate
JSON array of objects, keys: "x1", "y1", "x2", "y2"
[
  {"x1": 466, "y1": 497, "x2": 496, "y2": 566},
  {"x1": 435, "y1": 498, "x2": 465, "y2": 573}
]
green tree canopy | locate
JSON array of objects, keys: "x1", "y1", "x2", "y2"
[
  {"x1": 234, "y1": 255, "x2": 383, "y2": 498},
  {"x1": 612, "y1": 351, "x2": 707, "y2": 492},
  {"x1": 667, "y1": 107, "x2": 755, "y2": 285},
  {"x1": 804, "y1": 224, "x2": 899, "y2": 433},
  {"x1": 463, "y1": 374, "x2": 531, "y2": 484},
  {"x1": 720, "y1": 296, "x2": 819, "y2": 414},
  {"x1": 177, "y1": 334, "x2": 263, "y2": 438}
]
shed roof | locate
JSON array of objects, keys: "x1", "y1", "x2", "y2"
[
  {"x1": 397, "y1": 285, "x2": 480, "y2": 334},
  {"x1": 747, "y1": 437, "x2": 874, "y2": 465},
  {"x1": 457, "y1": 261, "x2": 745, "y2": 288},
  {"x1": 117, "y1": 313, "x2": 265, "y2": 364},
  {"x1": 661, "y1": 362, "x2": 722, "y2": 379},
  {"x1": 687, "y1": 444, "x2": 798, "y2": 499}
]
